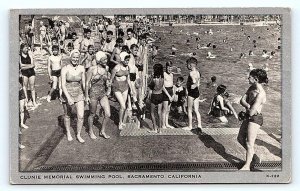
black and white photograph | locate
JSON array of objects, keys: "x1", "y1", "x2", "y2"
[{"x1": 9, "y1": 8, "x2": 291, "y2": 184}]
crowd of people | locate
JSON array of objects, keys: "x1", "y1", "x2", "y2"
[{"x1": 19, "y1": 16, "x2": 271, "y2": 171}]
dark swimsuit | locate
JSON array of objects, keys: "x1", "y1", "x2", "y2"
[
  {"x1": 162, "y1": 87, "x2": 174, "y2": 101},
  {"x1": 209, "y1": 95, "x2": 225, "y2": 117},
  {"x1": 129, "y1": 73, "x2": 136, "y2": 82},
  {"x1": 187, "y1": 75, "x2": 200, "y2": 99},
  {"x1": 20, "y1": 53, "x2": 35, "y2": 77},
  {"x1": 149, "y1": 77, "x2": 164, "y2": 105},
  {"x1": 51, "y1": 69, "x2": 61, "y2": 77},
  {"x1": 248, "y1": 113, "x2": 263, "y2": 126}
]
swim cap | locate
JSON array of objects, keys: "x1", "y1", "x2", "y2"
[
  {"x1": 95, "y1": 51, "x2": 107, "y2": 62},
  {"x1": 70, "y1": 49, "x2": 80, "y2": 57},
  {"x1": 120, "y1": 52, "x2": 129, "y2": 61}
]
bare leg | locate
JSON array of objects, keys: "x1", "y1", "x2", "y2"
[
  {"x1": 240, "y1": 122, "x2": 260, "y2": 171},
  {"x1": 19, "y1": 99, "x2": 29, "y2": 129},
  {"x1": 99, "y1": 96, "x2": 111, "y2": 139},
  {"x1": 88, "y1": 99, "x2": 98, "y2": 139},
  {"x1": 193, "y1": 98, "x2": 202, "y2": 129},
  {"x1": 63, "y1": 103, "x2": 73, "y2": 141},
  {"x1": 165, "y1": 103, "x2": 174, "y2": 129},
  {"x1": 114, "y1": 90, "x2": 128, "y2": 129},
  {"x1": 29, "y1": 76, "x2": 37, "y2": 107},
  {"x1": 47, "y1": 76, "x2": 58, "y2": 102},
  {"x1": 149, "y1": 103, "x2": 157, "y2": 133},
  {"x1": 162, "y1": 101, "x2": 169, "y2": 129},
  {"x1": 76, "y1": 100, "x2": 85, "y2": 143},
  {"x1": 183, "y1": 96, "x2": 194, "y2": 130},
  {"x1": 157, "y1": 103, "x2": 163, "y2": 133}
]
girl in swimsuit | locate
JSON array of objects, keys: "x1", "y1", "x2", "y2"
[
  {"x1": 19, "y1": 76, "x2": 28, "y2": 149},
  {"x1": 147, "y1": 64, "x2": 164, "y2": 133},
  {"x1": 61, "y1": 50, "x2": 86, "y2": 143},
  {"x1": 19, "y1": 43, "x2": 37, "y2": 108},
  {"x1": 238, "y1": 69, "x2": 268, "y2": 171},
  {"x1": 47, "y1": 45, "x2": 62, "y2": 102},
  {"x1": 183, "y1": 57, "x2": 202, "y2": 131},
  {"x1": 110, "y1": 52, "x2": 130, "y2": 130},
  {"x1": 85, "y1": 54, "x2": 111, "y2": 139},
  {"x1": 81, "y1": 45, "x2": 96, "y2": 72}
]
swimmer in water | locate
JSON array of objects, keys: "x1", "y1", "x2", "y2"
[
  {"x1": 208, "y1": 29, "x2": 213, "y2": 35},
  {"x1": 249, "y1": 50, "x2": 255, "y2": 56},
  {"x1": 262, "y1": 63, "x2": 269, "y2": 72},
  {"x1": 261, "y1": 50, "x2": 269, "y2": 58},
  {"x1": 248, "y1": 63, "x2": 255, "y2": 72},
  {"x1": 240, "y1": 53, "x2": 246, "y2": 59},
  {"x1": 171, "y1": 45, "x2": 177, "y2": 51},
  {"x1": 206, "y1": 52, "x2": 216, "y2": 59},
  {"x1": 170, "y1": 51, "x2": 176, "y2": 57}
]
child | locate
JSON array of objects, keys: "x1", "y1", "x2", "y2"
[
  {"x1": 19, "y1": 76, "x2": 29, "y2": 149},
  {"x1": 162, "y1": 61, "x2": 176, "y2": 129},
  {"x1": 173, "y1": 76, "x2": 187, "y2": 115},
  {"x1": 148, "y1": 64, "x2": 164, "y2": 133},
  {"x1": 208, "y1": 85, "x2": 237, "y2": 123},
  {"x1": 207, "y1": 76, "x2": 217, "y2": 88},
  {"x1": 47, "y1": 45, "x2": 62, "y2": 102},
  {"x1": 151, "y1": 45, "x2": 158, "y2": 62},
  {"x1": 19, "y1": 76, "x2": 29, "y2": 129},
  {"x1": 81, "y1": 45, "x2": 96, "y2": 72},
  {"x1": 182, "y1": 57, "x2": 202, "y2": 131}
]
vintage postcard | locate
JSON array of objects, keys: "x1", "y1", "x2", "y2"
[{"x1": 10, "y1": 8, "x2": 291, "y2": 184}]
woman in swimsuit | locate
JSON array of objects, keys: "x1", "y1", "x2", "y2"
[
  {"x1": 237, "y1": 68, "x2": 268, "y2": 171},
  {"x1": 110, "y1": 52, "x2": 130, "y2": 130},
  {"x1": 19, "y1": 43, "x2": 37, "y2": 108},
  {"x1": 183, "y1": 57, "x2": 202, "y2": 131},
  {"x1": 85, "y1": 54, "x2": 111, "y2": 139},
  {"x1": 61, "y1": 50, "x2": 86, "y2": 143}
]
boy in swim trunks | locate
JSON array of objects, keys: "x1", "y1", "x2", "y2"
[
  {"x1": 162, "y1": 61, "x2": 175, "y2": 129},
  {"x1": 173, "y1": 76, "x2": 187, "y2": 116},
  {"x1": 47, "y1": 45, "x2": 62, "y2": 102},
  {"x1": 183, "y1": 57, "x2": 203, "y2": 131},
  {"x1": 80, "y1": 29, "x2": 95, "y2": 54}
]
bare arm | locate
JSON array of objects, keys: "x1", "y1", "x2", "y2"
[
  {"x1": 110, "y1": 65, "x2": 118, "y2": 85},
  {"x1": 225, "y1": 100, "x2": 238, "y2": 119},
  {"x1": 81, "y1": 54, "x2": 88, "y2": 65},
  {"x1": 218, "y1": 96, "x2": 229, "y2": 111},
  {"x1": 240, "y1": 94, "x2": 250, "y2": 109},
  {"x1": 162, "y1": 85, "x2": 171, "y2": 99},
  {"x1": 20, "y1": 56, "x2": 34, "y2": 70},
  {"x1": 85, "y1": 67, "x2": 93, "y2": 98},
  {"x1": 81, "y1": 66, "x2": 86, "y2": 92},
  {"x1": 110, "y1": 48, "x2": 120, "y2": 65},
  {"x1": 47, "y1": 57, "x2": 52, "y2": 77},
  {"x1": 80, "y1": 40, "x2": 88, "y2": 53}
]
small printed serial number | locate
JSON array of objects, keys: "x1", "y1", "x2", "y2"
[{"x1": 266, "y1": 174, "x2": 280, "y2": 178}]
